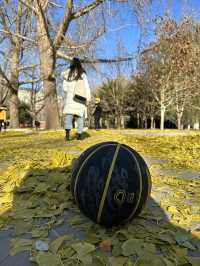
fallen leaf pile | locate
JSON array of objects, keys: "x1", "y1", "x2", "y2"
[{"x1": 0, "y1": 129, "x2": 199, "y2": 265}]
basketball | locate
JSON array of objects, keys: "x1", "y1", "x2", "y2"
[{"x1": 71, "y1": 142, "x2": 151, "y2": 226}]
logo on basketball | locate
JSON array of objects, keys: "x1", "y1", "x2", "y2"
[{"x1": 114, "y1": 190, "x2": 135, "y2": 205}]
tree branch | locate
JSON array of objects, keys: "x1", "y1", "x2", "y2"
[
  {"x1": 82, "y1": 56, "x2": 133, "y2": 64},
  {"x1": 53, "y1": 0, "x2": 73, "y2": 49},
  {"x1": 18, "y1": 64, "x2": 39, "y2": 71},
  {"x1": 19, "y1": 77, "x2": 41, "y2": 85},
  {"x1": 27, "y1": 102, "x2": 45, "y2": 118},
  {"x1": 54, "y1": 0, "x2": 104, "y2": 50},
  {"x1": 0, "y1": 29, "x2": 36, "y2": 43},
  {"x1": 49, "y1": 1, "x2": 63, "y2": 8},
  {"x1": 0, "y1": 50, "x2": 11, "y2": 61},
  {"x1": 0, "y1": 6, "x2": 15, "y2": 44},
  {"x1": 35, "y1": 0, "x2": 53, "y2": 46},
  {"x1": 62, "y1": 26, "x2": 105, "y2": 50},
  {"x1": 43, "y1": 0, "x2": 50, "y2": 10},
  {"x1": 57, "y1": 51, "x2": 133, "y2": 64},
  {"x1": 72, "y1": 0, "x2": 104, "y2": 19},
  {"x1": 0, "y1": 65, "x2": 15, "y2": 92},
  {"x1": 0, "y1": 86, "x2": 9, "y2": 105},
  {"x1": 18, "y1": 0, "x2": 37, "y2": 14}
]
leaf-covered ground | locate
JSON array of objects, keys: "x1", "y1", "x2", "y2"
[{"x1": 0, "y1": 129, "x2": 200, "y2": 266}]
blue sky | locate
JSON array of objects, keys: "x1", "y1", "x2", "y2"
[
  {"x1": 87, "y1": 0, "x2": 200, "y2": 86},
  {"x1": 97, "y1": 0, "x2": 200, "y2": 58}
]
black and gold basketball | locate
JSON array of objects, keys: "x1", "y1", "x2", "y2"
[{"x1": 71, "y1": 142, "x2": 151, "y2": 226}]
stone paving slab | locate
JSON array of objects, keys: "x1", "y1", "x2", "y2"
[
  {"x1": 0, "y1": 211, "x2": 87, "y2": 266},
  {"x1": 0, "y1": 229, "x2": 13, "y2": 265},
  {"x1": 0, "y1": 228, "x2": 34, "y2": 266},
  {"x1": 0, "y1": 251, "x2": 34, "y2": 266},
  {"x1": 143, "y1": 155, "x2": 200, "y2": 180}
]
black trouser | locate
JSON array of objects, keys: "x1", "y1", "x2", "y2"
[{"x1": 94, "y1": 116, "x2": 101, "y2": 129}]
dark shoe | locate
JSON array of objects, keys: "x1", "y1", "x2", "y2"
[
  {"x1": 77, "y1": 133, "x2": 82, "y2": 140},
  {"x1": 65, "y1": 129, "x2": 71, "y2": 141}
]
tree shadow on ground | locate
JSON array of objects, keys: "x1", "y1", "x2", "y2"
[{"x1": 0, "y1": 163, "x2": 200, "y2": 266}]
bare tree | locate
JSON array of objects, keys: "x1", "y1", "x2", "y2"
[
  {"x1": 140, "y1": 41, "x2": 174, "y2": 130},
  {"x1": 26, "y1": 69, "x2": 45, "y2": 127},
  {"x1": 18, "y1": 0, "x2": 105, "y2": 129},
  {"x1": 128, "y1": 73, "x2": 158, "y2": 129},
  {"x1": 0, "y1": 0, "x2": 151, "y2": 129},
  {"x1": 19, "y1": 0, "x2": 149, "y2": 129},
  {"x1": 154, "y1": 16, "x2": 200, "y2": 129},
  {"x1": 0, "y1": 0, "x2": 36, "y2": 128},
  {"x1": 139, "y1": 15, "x2": 200, "y2": 130},
  {"x1": 98, "y1": 76, "x2": 130, "y2": 128}
]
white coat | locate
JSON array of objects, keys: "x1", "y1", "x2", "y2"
[{"x1": 62, "y1": 69, "x2": 91, "y2": 118}]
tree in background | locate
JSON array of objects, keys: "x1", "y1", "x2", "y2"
[
  {"x1": 155, "y1": 16, "x2": 200, "y2": 129},
  {"x1": 97, "y1": 15, "x2": 200, "y2": 130},
  {"x1": 19, "y1": 102, "x2": 33, "y2": 126},
  {"x1": 0, "y1": 0, "x2": 37, "y2": 128},
  {"x1": 128, "y1": 73, "x2": 158, "y2": 129},
  {"x1": 138, "y1": 16, "x2": 200, "y2": 130},
  {"x1": 98, "y1": 76, "x2": 129, "y2": 128},
  {"x1": 140, "y1": 38, "x2": 174, "y2": 130}
]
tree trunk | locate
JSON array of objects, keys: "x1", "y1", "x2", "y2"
[
  {"x1": 43, "y1": 77, "x2": 60, "y2": 129},
  {"x1": 106, "y1": 119, "x2": 110, "y2": 129},
  {"x1": 9, "y1": 47, "x2": 20, "y2": 128},
  {"x1": 177, "y1": 112, "x2": 183, "y2": 130},
  {"x1": 118, "y1": 111, "x2": 125, "y2": 129},
  {"x1": 37, "y1": 17, "x2": 60, "y2": 129},
  {"x1": 137, "y1": 113, "x2": 140, "y2": 128},
  {"x1": 116, "y1": 116, "x2": 121, "y2": 128},
  {"x1": 160, "y1": 104, "x2": 165, "y2": 130},
  {"x1": 144, "y1": 115, "x2": 147, "y2": 129},
  {"x1": 9, "y1": 91, "x2": 19, "y2": 128},
  {"x1": 32, "y1": 118, "x2": 35, "y2": 128},
  {"x1": 121, "y1": 115, "x2": 125, "y2": 129},
  {"x1": 150, "y1": 116, "x2": 154, "y2": 129},
  {"x1": 193, "y1": 119, "x2": 199, "y2": 130}
]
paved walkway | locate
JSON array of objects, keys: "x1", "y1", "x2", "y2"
[{"x1": 123, "y1": 130, "x2": 197, "y2": 136}]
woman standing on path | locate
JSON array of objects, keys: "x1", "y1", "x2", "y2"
[{"x1": 62, "y1": 58, "x2": 91, "y2": 140}]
